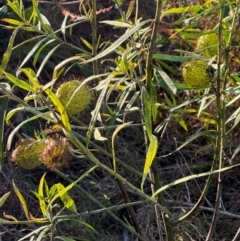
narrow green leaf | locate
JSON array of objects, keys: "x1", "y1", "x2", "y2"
[
  {"x1": 86, "y1": 74, "x2": 114, "y2": 145},
  {"x1": 49, "y1": 184, "x2": 58, "y2": 200},
  {"x1": 226, "y1": 106, "x2": 240, "y2": 125},
  {"x1": 83, "y1": 19, "x2": 151, "y2": 63},
  {"x1": 5, "y1": 106, "x2": 53, "y2": 125},
  {"x1": 149, "y1": 84, "x2": 158, "y2": 122},
  {"x1": 100, "y1": 20, "x2": 132, "y2": 28},
  {"x1": 56, "y1": 218, "x2": 95, "y2": 231},
  {"x1": 18, "y1": 226, "x2": 49, "y2": 241},
  {"x1": 0, "y1": 97, "x2": 8, "y2": 170},
  {"x1": 152, "y1": 163, "x2": 240, "y2": 199},
  {"x1": 175, "y1": 83, "x2": 195, "y2": 90},
  {"x1": 55, "y1": 237, "x2": 76, "y2": 241},
  {"x1": 53, "y1": 56, "x2": 89, "y2": 80},
  {"x1": 154, "y1": 67, "x2": 177, "y2": 96},
  {"x1": 36, "y1": 43, "x2": 61, "y2": 76},
  {"x1": 61, "y1": 12, "x2": 68, "y2": 36},
  {"x1": 36, "y1": 226, "x2": 51, "y2": 241},
  {"x1": 16, "y1": 68, "x2": 39, "y2": 90},
  {"x1": 123, "y1": 91, "x2": 140, "y2": 116},
  {"x1": 230, "y1": 145, "x2": 240, "y2": 163},
  {"x1": 141, "y1": 86, "x2": 152, "y2": 140},
  {"x1": 43, "y1": 88, "x2": 71, "y2": 132},
  {"x1": 153, "y1": 54, "x2": 192, "y2": 62},
  {"x1": 38, "y1": 173, "x2": 47, "y2": 217},
  {"x1": 1, "y1": 18, "x2": 24, "y2": 26},
  {"x1": 154, "y1": 117, "x2": 170, "y2": 134},
  {"x1": 162, "y1": 130, "x2": 213, "y2": 157},
  {"x1": 141, "y1": 135, "x2": 158, "y2": 190},
  {"x1": 55, "y1": 183, "x2": 77, "y2": 213},
  {"x1": 197, "y1": 88, "x2": 211, "y2": 117},
  {"x1": 6, "y1": 111, "x2": 55, "y2": 150},
  {"x1": 48, "y1": 166, "x2": 97, "y2": 210},
  {"x1": 12, "y1": 181, "x2": 29, "y2": 220},
  {"x1": 3, "y1": 71, "x2": 34, "y2": 92},
  {"x1": 6, "y1": 0, "x2": 24, "y2": 19},
  {"x1": 112, "y1": 122, "x2": 132, "y2": 172},
  {"x1": 105, "y1": 81, "x2": 132, "y2": 136},
  {"x1": 80, "y1": 37, "x2": 93, "y2": 51},
  {"x1": 162, "y1": 6, "x2": 191, "y2": 16},
  {"x1": 173, "y1": 114, "x2": 188, "y2": 131},
  {"x1": 0, "y1": 26, "x2": 20, "y2": 78},
  {"x1": 32, "y1": 0, "x2": 54, "y2": 34},
  {"x1": 0, "y1": 192, "x2": 11, "y2": 208},
  {"x1": 126, "y1": 0, "x2": 135, "y2": 20},
  {"x1": 17, "y1": 38, "x2": 47, "y2": 70}
]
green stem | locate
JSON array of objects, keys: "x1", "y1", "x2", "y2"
[
  {"x1": 0, "y1": 98, "x2": 8, "y2": 171},
  {"x1": 145, "y1": 0, "x2": 162, "y2": 88},
  {"x1": 73, "y1": 131, "x2": 154, "y2": 184},
  {"x1": 54, "y1": 170, "x2": 147, "y2": 241},
  {"x1": 206, "y1": 1, "x2": 226, "y2": 240},
  {"x1": 92, "y1": 0, "x2": 98, "y2": 76},
  {"x1": 104, "y1": 140, "x2": 141, "y2": 236},
  {"x1": 150, "y1": 164, "x2": 174, "y2": 241},
  {"x1": 64, "y1": 129, "x2": 172, "y2": 216}
]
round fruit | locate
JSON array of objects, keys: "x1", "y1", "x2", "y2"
[
  {"x1": 11, "y1": 138, "x2": 47, "y2": 169},
  {"x1": 181, "y1": 60, "x2": 211, "y2": 88},
  {"x1": 40, "y1": 136, "x2": 72, "y2": 170},
  {"x1": 56, "y1": 80, "x2": 92, "y2": 115},
  {"x1": 196, "y1": 34, "x2": 218, "y2": 57}
]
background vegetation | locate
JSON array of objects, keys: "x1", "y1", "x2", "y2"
[{"x1": 1, "y1": 0, "x2": 240, "y2": 240}]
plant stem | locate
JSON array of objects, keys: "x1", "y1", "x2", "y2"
[
  {"x1": 150, "y1": 154, "x2": 174, "y2": 241},
  {"x1": 73, "y1": 131, "x2": 154, "y2": 183},
  {"x1": 92, "y1": 0, "x2": 98, "y2": 77},
  {"x1": 206, "y1": 1, "x2": 225, "y2": 240},
  {"x1": 64, "y1": 129, "x2": 172, "y2": 216},
  {"x1": 145, "y1": 0, "x2": 162, "y2": 88},
  {"x1": 104, "y1": 140, "x2": 141, "y2": 237},
  {"x1": 54, "y1": 170, "x2": 148, "y2": 241}
]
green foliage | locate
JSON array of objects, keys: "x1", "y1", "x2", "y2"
[
  {"x1": 0, "y1": 191, "x2": 11, "y2": 208},
  {"x1": 34, "y1": 173, "x2": 78, "y2": 216}
]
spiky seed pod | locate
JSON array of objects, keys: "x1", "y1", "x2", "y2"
[
  {"x1": 56, "y1": 80, "x2": 92, "y2": 115},
  {"x1": 11, "y1": 138, "x2": 47, "y2": 169},
  {"x1": 40, "y1": 137, "x2": 72, "y2": 170},
  {"x1": 182, "y1": 60, "x2": 211, "y2": 88},
  {"x1": 196, "y1": 34, "x2": 218, "y2": 57}
]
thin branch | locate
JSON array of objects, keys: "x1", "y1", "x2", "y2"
[{"x1": 206, "y1": 1, "x2": 225, "y2": 240}]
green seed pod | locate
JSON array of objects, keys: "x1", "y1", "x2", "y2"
[
  {"x1": 11, "y1": 138, "x2": 47, "y2": 169},
  {"x1": 56, "y1": 80, "x2": 92, "y2": 115},
  {"x1": 40, "y1": 137, "x2": 72, "y2": 170},
  {"x1": 182, "y1": 60, "x2": 211, "y2": 88},
  {"x1": 196, "y1": 34, "x2": 218, "y2": 57}
]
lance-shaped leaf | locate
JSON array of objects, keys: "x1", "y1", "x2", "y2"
[
  {"x1": 141, "y1": 135, "x2": 158, "y2": 190},
  {"x1": 0, "y1": 96, "x2": 8, "y2": 170},
  {"x1": 112, "y1": 122, "x2": 132, "y2": 172},
  {"x1": 55, "y1": 183, "x2": 77, "y2": 213},
  {"x1": 12, "y1": 181, "x2": 29, "y2": 220},
  {"x1": 0, "y1": 192, "x2": 11, "y2": 208},
  {"x1": 152, "y1": 163, "x2": 240, "y2": 199},
  {"x1": 141, "y1": 86, "x2": 152, "y2": 140},
  {"x1": 38, "y1": 173, "x2": 47, "y2": 217}
]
